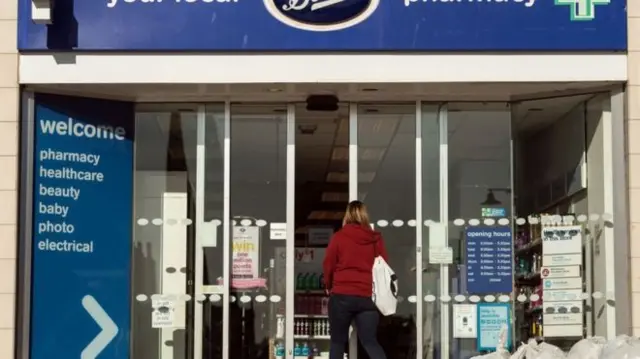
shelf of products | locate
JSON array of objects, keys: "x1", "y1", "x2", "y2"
[
  {"x1": 513, "y1": 213, "x2": 587, "y2": 344},
  {"x1": 514, "y1": 215, "x2": 544, "y2": 341},
  {"x1": 272, "y1": 251, "x2": 333, "y2": 359}
]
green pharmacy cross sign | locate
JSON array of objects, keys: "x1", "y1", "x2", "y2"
[{"x1": 554, "y1": 0, "x2": 611, "y2": 21}]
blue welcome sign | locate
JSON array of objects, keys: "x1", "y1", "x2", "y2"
[
  {"x1": 17, "y1": 0, "x2": 626, "y2": 51},
  {"x1": 30, "y1": 94, "x2": 133, "y2": 359}
]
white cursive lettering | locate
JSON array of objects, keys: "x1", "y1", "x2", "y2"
[{"x1": 283, "y1": 0, "x2": 346, "y2": 11}]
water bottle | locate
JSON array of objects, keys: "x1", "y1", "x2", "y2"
[
  {"x1": 275, "y1": 342, "x2": 285, "y2": 359},
  {"x1": 294, "y1": 342, "x2": 302, "y2": 357},
  {"x1": 301, "y1": 342, "x2": 310, "y2": 357}
]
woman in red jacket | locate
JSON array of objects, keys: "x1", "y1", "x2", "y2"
[{"x1": 322, "y1": 200, "x2": 389, "y2": 359}]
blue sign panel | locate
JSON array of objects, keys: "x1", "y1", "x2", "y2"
[
  {"x1": 17, "y1": 0, "x2": 626, "y2": 51},
  {"x1": 30, "y1": 94, "x2": 133, "y2": 359},
  {"x1": 477, "y1": 303, "x2": 512, "y2": 351},
  {"x1": 465, "y1": 226, "x2": 513, "y2": 294}
]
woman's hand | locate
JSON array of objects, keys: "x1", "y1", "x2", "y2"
[{"x1": 325, "y1": 289, "x2": 330, "y2": 296}]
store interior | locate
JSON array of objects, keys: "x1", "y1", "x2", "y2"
[{"x1": 130, "y1": 92, "x2": 611, "y2": 359}]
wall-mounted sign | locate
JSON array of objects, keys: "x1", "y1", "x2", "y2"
[
  {"x1": 429, "y1": 247, "x2": 453, "y2": 264},
  {"x1": 152, "y1": 297, "x2": 176, "y2": 329},
  {"x1": 18, "y1": 0, "x2": 626, "y2": 50},
  {"x1": 465, "y1": 226, "x2": 513, "y2": 294},
  {"x1": 481, "y1": 208, "x2": 506, "y2": 218},
  {"x1": 230, "y1": 226, "x2": 264, "y2": 288},
  {"x1": 477, "y1": 303, "x2": 512, "y2": 351},
  {"x1": 453, "y1": 304, "x2": 477, "y2": 339},
  {"x1": 542, "y1": 225, "x2": 583, "y2": 256},
  {"x1": 543, "y1": 277, "x2": 582, "y2": 291},
  {"x1": 270, "y1": 222, "x2": 287, "y2": 240},
  {"x1": 542, "y1": 253, "x2": 582, "y2": 267},
  {"x1": 30, "y1": 94, "x2": 134, "y2": 359},
  {"x1": 540, "y1": 265, "x2": 581, "y2": 279}
]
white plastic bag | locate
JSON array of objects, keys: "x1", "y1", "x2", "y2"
[
  {"x1": 470, "y1": 325, "x2": 510, "y2": 359},
  {"x1": 371, "y1": 255, "x2": 398, "y2": 316},
  {"x1": 600, "y1": 335, "x2": 640, "y2": 359},
  {"x1": 509, "y1": 342, "x2": 528, "y2": 359},
  {"x1": 566, "y1": 336, "x2": 606, "y2": 359},
  {"x1": 506, "y1": 338, "x2": 540, "y2": 359},
  {"x1": 528, "y1": 342, "x2": 566, "y2": 359}
]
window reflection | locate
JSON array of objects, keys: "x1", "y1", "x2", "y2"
[
  {"x1": 447, "y1": 103, "x2": 512, "y2": 358},
  {"x1": 133, "y1": 105, "x2": 199, "y2": 359},
  {"x1": 357, "y1": 103, "x2": 417, "y2": 358}
]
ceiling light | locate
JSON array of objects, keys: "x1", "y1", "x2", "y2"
[
  {"x1": 268, "y1": 88, "x2": 283, "y2": 92},
  {"x1": 326, "y1": 172, "x2": 348, "y2": 183},
  {"x1": 331, "y1": 147, "x2": 349, "y2": 160},
  {"x1": 298, "y1": 124, "x2": 317, "y2": 135}
]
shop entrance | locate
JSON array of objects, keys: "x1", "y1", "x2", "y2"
[
  {"x1": 129, "y1": 92, "x2": 621, "y2": 359},
  {"x1": 187, "y1": 102, "x2": 441, "y2": 359}
]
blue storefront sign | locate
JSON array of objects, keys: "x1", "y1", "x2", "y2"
[
  {"x1": 465, "y1": 226, "x2": 513, "y2": 294},
  {"x1": 477, "y1": 303, "x2": 512, "y2": 351},
  {"x1": 30, "y1": 94, "x2": 134, "y2": 359},
  {"x1": 17, "y1": 0, "x2": 626, "y2": 51}
]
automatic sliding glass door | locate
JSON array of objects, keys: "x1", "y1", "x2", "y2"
[
  {"x1": 194, "y1": 103, "x2": 296, "y2": 359},
  {"x1": 192, "y1": 102, "x2": 450, "y2": 359}
]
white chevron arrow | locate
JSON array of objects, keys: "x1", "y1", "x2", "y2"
[{"x1": 81, "y1": 295, "x2": 119, "y2": 359}]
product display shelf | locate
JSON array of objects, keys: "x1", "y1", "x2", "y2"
[
  {"x1": 290, "y1": 289, "x2": 331, "y2": 358},
  {"x1": 514, "y1": 215, "x2": 544, "y2": 344}
]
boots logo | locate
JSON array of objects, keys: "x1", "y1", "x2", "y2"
[{"x1": 264, "y1": 0, "x2": 379, "y2": 31}]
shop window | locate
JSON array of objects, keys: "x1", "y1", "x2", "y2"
[
  {"x1": 511, "y1": 94, "x2": 614, "y2": 348},
  {"x1": 131, "y1": 104, "x2": 222, "y2": 359},
  {"x1": 445, "y1": 103, "x2": 513, "y2": 357}
]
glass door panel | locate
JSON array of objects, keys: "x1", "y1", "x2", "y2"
[
  {"x1": 356, "y1": 103, "x2": 417, "y2": 359},
  {"x1": 293, "y1": 103, "x2": 349, "y2": 358},
  {"x1": 420, "y1": 103, "x2": 443, "y2": 359},
  {"x1": 446, "y1": 103, "x2": 512, "y2": 359},
  {"x1": 228, "y1": 104, "x2": 290, "y2": 359},
  {"x1": 132, "y1": 104, "x2": 199, "y2": 359},
  {"x1": 200, "y1": 104, "x2": 226, "y2": 359}
]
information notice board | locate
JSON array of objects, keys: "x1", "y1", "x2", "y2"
[
  {"x1": 465, "y1": 226, "x2": 513, "y2": 294},
  {"x1": 477, "y1": 303, "x2": 512, "y2": 351},
  {"x1": 30, "y1": 94, "x2": 134, "y2": 359}
]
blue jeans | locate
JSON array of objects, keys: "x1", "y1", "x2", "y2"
[{"x1": 328, "y1": 294, "x2": 387, "y2": 359}]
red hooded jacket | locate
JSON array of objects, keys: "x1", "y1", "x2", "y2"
[{"x1": 322, "y1": 224, "x2": 389, "y2": 297}]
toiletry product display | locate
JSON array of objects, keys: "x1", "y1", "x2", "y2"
[
  {"x1": 292, "y1": 341, "x2": 328, "y2": 358},
  {"x1": 295, "y1": 294, "x2": 329, "y2": 315},
  {"x1": 513, "y1": 213, "x2": 585, "y2": 344},
  {"x1": 294, "y1": 318, "x2": 330, "y2": 337},
  {"x1": 295, "y1": 272, "x2": 325, "y2": 291},
  {"x1": 274, "y1": 342, "x2": 285, "y2": 359}
]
